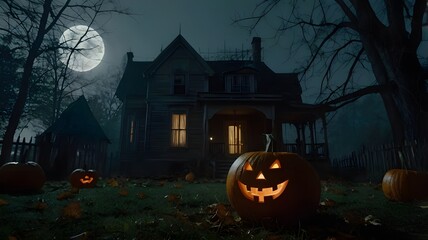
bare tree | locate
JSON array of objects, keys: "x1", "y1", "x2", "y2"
[
  {"x1": 238, "y1": 0, "x2": 428, "y2": 144},
  {"x1": 0, "y1": 0, "x2": 127, "y2": 163},
  {"x1": 30, "y1": 36, "x2": 95, "y2": 130}
]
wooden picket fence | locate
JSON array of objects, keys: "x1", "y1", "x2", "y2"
[
  {"x1": 0, "y1": 136, "x2": 38, "y2": 163},
  {"x1": 331, "y1": 140, "x2": 428, "y2": 182},
  {"x1": 0, "y1": 137, "x2": 118, "y2": 178}
]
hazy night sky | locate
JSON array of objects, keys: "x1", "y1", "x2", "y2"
[{"x1": 86, "y1": 0, "x2": 301, "y2": 92}]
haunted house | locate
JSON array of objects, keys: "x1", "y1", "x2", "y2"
[{"x1": 115, "y1": 35, "x2": 329, "y2": 177}]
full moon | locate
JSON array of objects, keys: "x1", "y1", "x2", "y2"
[{"x1": 59, "y1": 25, "x2": 105, "y2": 72}]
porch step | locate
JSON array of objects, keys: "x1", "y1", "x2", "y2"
[{"x1": 214, "y1": 160, "x2": 235, "y2": 179}]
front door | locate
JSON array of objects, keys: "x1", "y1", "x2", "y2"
[{"x1": 227, "y1": 122, "x2": 244, "y2": 156}]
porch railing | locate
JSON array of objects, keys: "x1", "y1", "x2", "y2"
[{"x1": 209, "y1": 142, "x2": 328, "y2": 160}]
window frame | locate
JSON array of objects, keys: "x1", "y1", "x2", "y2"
[
  {"x1": 173, "y1": 73, "x2": 186, "y2": 95},
  {"x1": 170, "y1": 113, "x2": 187, "y2": 147},
  {"x1": 226, "y1": 74, "x2": 255, "y2": 93},
  {"x1": 227, "y1": 122, "x2": 244, "y2": 155}
]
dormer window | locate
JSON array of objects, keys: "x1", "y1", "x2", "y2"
[
  {"x1": 226, "y1": 74, "x2": 255, "y2": 93},
  {"x1": 174, "y1": 74, "x2": 185, "y2": 94}
]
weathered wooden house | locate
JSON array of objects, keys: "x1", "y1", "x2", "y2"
[{"x1": 115, "y1": 35, "x2": 328, "y2": 177}]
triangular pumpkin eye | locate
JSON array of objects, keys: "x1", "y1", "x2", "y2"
[
  {"x1": 244, "y1": 162, "x2": 253, "y2": 171},
  {"x1": 270, "y1": 159, "x2": 281, "y2": 169}
]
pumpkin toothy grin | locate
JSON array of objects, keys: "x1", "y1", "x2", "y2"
[
  {"x1": 80, "y1": 176, "x2": 94, "y2": 184},
  {"x1": 238, "y1": 180, "x2": 289, "y2": 203}
]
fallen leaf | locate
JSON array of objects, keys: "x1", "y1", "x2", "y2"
[
  {"x1": 320, "y1": 198, "x2": 336, "y2": 207},
  {"x1": 343, "y1": 211, "x2": 364, "y2": 225},
  {"x1": 62, "y1": 201, "x2": 82, "y2": 219},
  {"x1": 57, "y1": 191, "x2": 74, "y2": 200},
  {"x1": 207, "y1": 203, "x2": 238, "y2": 227},
  {"x1": 175, "y1": 210, "x2": 189, "y2": 221},
  {"x1": 364, "y1": 215, "x2": 381, "y2": 226},
  {"x1": 108, "y1": 178, "x2": 119, "y2": 187},
  {"x1": 165, "y1": 194, "x2": 180, "y2": 203},
  {"x1": 32, "y1": 201, "x2": 48, "y2": 211},
  {"x1": 137, "y1": 192, "x2": 146, "y2": 199},
  {"x1": 118, "y1": 188, "x2": 129, "y2": 196},
  {"x1": 0, "y1": 198, "x2": 8, "y2": 206}
]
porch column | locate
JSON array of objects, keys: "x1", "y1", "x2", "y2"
[
  {"x1": 322, "y1": 114, "x2": 329, "y2": 159},
  {"x1": 201, "y1": 104, "x2": 208, "y2": 170},
  {"x1": 270, "y1": 106, "x2": 283, "y2": 152},
  {"x1": 309, "y1": 121, "x2": 315, "y2": 159}
]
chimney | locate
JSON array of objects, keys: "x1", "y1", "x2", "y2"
[
  {"x1": 251, "y1": 37, "x2": 261, "y2": 63},
  {"x1": 127, "y1": 52, "x2": 134, "y2": 62}
]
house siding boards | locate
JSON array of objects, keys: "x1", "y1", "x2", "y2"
[{"x1": 116, "y1": 34, "x2": 328, "y2": 177}]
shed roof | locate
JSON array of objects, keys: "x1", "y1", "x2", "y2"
[{"x1": 42, "y1": 96, "x2": 110, "y2": 143}]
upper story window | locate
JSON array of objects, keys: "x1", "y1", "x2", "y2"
[
  {"x1": 226, "y1": 74, "x2": 255, "y2": 93},
  {"x1": 174, "y1": 74, "x2": 185, "y2": 94}
]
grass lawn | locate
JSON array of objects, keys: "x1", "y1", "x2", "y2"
[{"x1": 0, "y1": 177, "x2": 427, "y2": 239}]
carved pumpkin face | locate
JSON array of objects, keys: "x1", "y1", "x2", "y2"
[
  {"x1": 69, "y1": 169, "x2": 97, "y2": 188},
  {"x1": 80, "y1": 175, "x2": 94, "y2": 184},
  {"x1": 226, "y1": 152, "x2": 320, "y2": 224},
  {"x1": 238, "y1": 159, "x2": 289, "y2": 203}
]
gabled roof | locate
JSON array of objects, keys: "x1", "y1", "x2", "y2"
[
  {"x1": 115, "y1": 34, "x2": 302, "y2": 101},
  {"x1": 145, "y1": 34, "x2": 214, "y2": 76},
  {"x1": 115, "y1": 60, "x2": 151, "y2": 100},
  {"x1": 42, "y1": 96, "x2": 110, "y2": 143}
]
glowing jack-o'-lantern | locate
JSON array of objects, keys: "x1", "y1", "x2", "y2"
[
  {"x1": 226, "y1": 151, "x2": 320, "y2": 224},
  {"x1": 69, "y1": 168, "x2": 98, "y2": 188}
]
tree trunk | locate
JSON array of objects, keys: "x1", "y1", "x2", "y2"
[
  {"x1": 359, "y1": 31, "x2": 428, "y2": 144},
  {"x1": 0, "y1": 0, "x2": 52, "y2": 164},
  {"x1": 0, "y1": 56, "x2": 36, "y2": 163}
]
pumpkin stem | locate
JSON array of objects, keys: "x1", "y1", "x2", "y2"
[{"x1": 264, "y1": 134, "x2": 275, "y2": 152}]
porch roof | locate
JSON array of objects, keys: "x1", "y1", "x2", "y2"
[
  {"x1": 280, "y1": 102, "x2": 329, "y2": 123},
  {"x1": 197, "y1": 92, "x2": 286, "y2": 102}
]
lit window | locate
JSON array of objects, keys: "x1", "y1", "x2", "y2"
[
  {"x1": 171, "y1": 113, "x2": 187, "y2": 147},
  {"x1": 228, "y1": 124, "x2": 242, "y2": 154}
]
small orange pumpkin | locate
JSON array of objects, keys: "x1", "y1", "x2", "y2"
[
  {"x1": 69, "y1": 168, "x2": 98, "y2": 188},
  {"x1": 382, "y1": 169, "x2": 428, "y2": 202},
  {"x1": 226, "y1": 151, "x2": 320, "y2": 224},
  {"x1": 185, "y1": 172, "x2": 195, "y2": 183}
]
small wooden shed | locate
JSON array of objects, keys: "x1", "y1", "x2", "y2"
[{"x1": 37, "y1": 96, "x2": 110, "y2": 180}]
